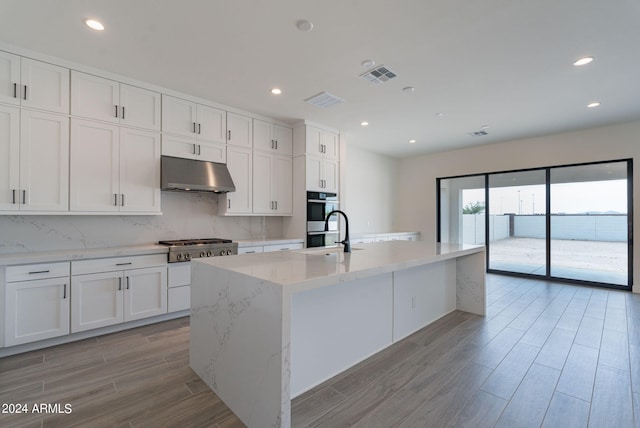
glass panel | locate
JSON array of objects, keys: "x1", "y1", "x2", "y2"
[
  {"x1": 439, "y1": 175, "x2": 485, "y2": 245},
  {"x1": 550, "y1": 161, "x2": 629, "y2": 286},
  {"x1": 488, "y1": 170, "x2": 546, "y2": 275}
]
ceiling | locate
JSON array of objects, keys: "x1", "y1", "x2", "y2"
[{"x1": 1, "y1": 0, "x2": 639, "y2": 158}]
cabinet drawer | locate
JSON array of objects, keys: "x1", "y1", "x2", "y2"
[
  {"x1": 168, "y1": 262, "x2": 190, "y2": 287},
  {"x1": 238, "y1": 246, "x2": 264, "y2": 255},
  {"x1": 72, "y1": 254, "x2": 166, "y2": 275},
  {"x1": 263, "y1": 243, "x2": 304, "y2": 252},
  {"x1": 168, "y1": 285, "x2": 190, "y2": 312},
  {"x1": 6, "y1": 262, "x2": 70, "y2": 282}
]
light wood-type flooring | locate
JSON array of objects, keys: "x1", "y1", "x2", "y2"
[{"x1": 2, "y1": 274, "x2": 640, "y2": 427}]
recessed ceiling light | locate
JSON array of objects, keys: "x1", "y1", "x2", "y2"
[
  {"x1": 402, "y1": 86, "x2": 415, "y2": 92},
  {"x1": 409, "y1": 139, "x2": 416, "y2": 144},
  {"x1": 296, "y1": 20, "x2": 313, "y2": 32},
  {"x1": 480, "y1": 124, "x2": 490, "y2": 129},
  {"x1": 573, "y1": 56, "x2": 594, "y2": 66},
  {"x1": 361, "y1": 121, "x2": 369, "y2": 126},
  {"x1": 361, "y1": 59, "x2": 375, "y2": 68},
  {"x1": 271, "y1": 88, "x2": 282, "y2": 95},
  {"x1": 435, "y1": 112, "x2": 444, "y2": 117},
  {"x1": 587, "y1": 102, "x2": 601, "y2": 108},
  {"x1": 85, "y1": 19, "x2": 104, "y2": 31}
]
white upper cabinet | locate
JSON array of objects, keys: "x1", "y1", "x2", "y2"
[
  {"x1": 162, "y1": 95, "x2": 226, "y2": 144},
  {"x1": 0, "y1": 105, "x2": 20, "y2": 211},
  {"x1": 303, "y1": 126, "x2": 339, "y2": 160},
  {"x1": 227, "y1": 112, "x2": 252, "y2": 147},
  {"x1": 220, "y1": 146, "x2": 253, "y2": 214},
  {"x1": 0, "y1": 106, "x2": 69, "y2": 212},
  {"x1": 253, "y1": 151, "x2": 292, "y2": 215},
  {"x1": 253, "y1": 119, "x2": 292, "y2": 155},
  {"x1": 306, "y1": 156, "x2": 338, "y2": 193},
  {"x1": 70, "y1": 119, "x2": 160, "y2": 213},
  {"x1": 71, "y1": 71, "x2": 161, "y2": 131},
  {"x1": 0, "y1": 52, "x2": 69, "y2": 114}
]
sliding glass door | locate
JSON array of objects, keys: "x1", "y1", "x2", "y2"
[
  {"x1": 488, "y1": 170, "x2": 546, "y2": 275},
  {"x1": 437, "y1": 159, "x2": 632, "y2": 289},
  {"x1": 550, "y1": 162, "x2": 630, "y2": 285}
]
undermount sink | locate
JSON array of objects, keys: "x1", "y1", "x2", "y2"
[{"x1": 295, "y1": 247, "x2": 363, "y2": 255}]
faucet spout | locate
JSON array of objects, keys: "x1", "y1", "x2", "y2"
[{"x1": 324, "y1": 210, "x2": 351, "y2": 253}]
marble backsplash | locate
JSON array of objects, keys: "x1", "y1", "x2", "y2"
[{"x1": 0, "y1": 192, "x2": 283, "y2": 254}]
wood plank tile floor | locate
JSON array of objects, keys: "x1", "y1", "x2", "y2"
[{"x1": 2, "y1": 274, "x2": 639, "y2": 427}]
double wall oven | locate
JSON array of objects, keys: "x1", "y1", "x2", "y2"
[{"x1": 307, "y1": 191, "x2": 340, "y2": 248}]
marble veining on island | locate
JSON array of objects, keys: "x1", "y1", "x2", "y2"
[{"x1": 189, "y1": 240, "x2": 486, "y2": 428}]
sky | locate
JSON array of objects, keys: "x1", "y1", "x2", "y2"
[{"x1": 462, "y1": 179, "x2": 627, "y2": 215}]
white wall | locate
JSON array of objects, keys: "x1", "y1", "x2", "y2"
[
  {"x1": 396, "y1": 120, "x2": 640, "y2": 290},
  {"x1": 0, "y1": 192, "x2": 282, "y2": 253},
  {"x1": 343, "y1": 144, "x2": 399, "y2": 234}
]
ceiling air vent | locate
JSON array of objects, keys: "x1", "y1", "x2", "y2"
[
  {"x1": 360, "y1": 65, "x2": 397, "y2": 85},
  {"x1": 304, "y1": 91, "x2": 345, "y2": 109},
  {"x1": 468, "y1": 130, "x2": 489, "y2": 137}
]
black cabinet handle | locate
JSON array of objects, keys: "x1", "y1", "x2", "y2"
[
  {"x1": 28, "y1": 270, "x2": 50, "y2": 275},
  {"x1": 126, "y1": 276, "x2": 130, "y2": 290},
  {"x1": 63, "y1": 284, "x2": 67, "y2": 299},
  {"x1": 122, "y1": 106, "x2": 125, "y2": 119},
  {"x1": 193, "y1": 122, "x2": 197, "y2": 133},
  {"x1": 228, "y1": 130, "x2": 231, "y2": 140},
  {"x1": 115, "y1": 105, "x2": 118, "y2": 118},
  {"x1": 13, "y1": 83, "x2": 17, "y2": 98},
  {"x1": 23, "y1": 85, "x2": 27, "y2": 100},
  {"x1": 118, "y1": 277, "x2": 122, "y2": 290},
  {"x1": 12, "y1": 189, "x2": 16, "y2": 204},
  {"x1": 198, "y1": 123, "x2": 201, "y2": 134},
  {"x1": 116, "y1": 262, "x2": 133, "y2": 266}
]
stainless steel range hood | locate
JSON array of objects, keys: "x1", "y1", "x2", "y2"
[{"x1": 161, "y1": 156, "x2": 236, "y2": 193}]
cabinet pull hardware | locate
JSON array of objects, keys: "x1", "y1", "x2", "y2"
[
  {"x1": 271, "y1": 140, "x2": 274, "y2": 149},
  {"x1": 115, "y1": 105, "x2": 118, "y2": 118},
  {"x1": 228, "y1": 199, "x2": 231, "y2": 209},
  {"x1": 198, "y1": 145, "x2": 201, "y2": 155},
  {"x1": 116, "y1": 262, "x2": 133, "y2": 266},
  {"x1": 121, "y1": 194, "x2": 125, "y2": 206},
  {"x1": 114, "y1": 194, "x2": 118, "y2": 206},
  {"x1": 13, "y1": 83, "x2": 17, "y2": 98},
  {"x1": 245, "y1": 251, "x2": 255, "y2": 254},
  {"x1": 319, "y1": 143, "x2": 323, "y2": 153},
  {"x1": 275, "y1": 201, "x2": 278, "y2": 210},
  {"x1": 121, "y1": 106, "x2": 125, "y2": 119},
  {"x1": 28, "y1": 270, "x2": 50, "y2": 274},
  {"x1": 12, "y1": 189, "x2": 16, "y2": 204},
  {"x1": 22, "y1": 189, "x2": 26, "y2": 204},
  {"x1": 118, "y1": 277, "x2": 122, "y2": 291},
  {"x1": 63, "y1": 284, "x2": 67, "y2": 299},
  {"x1": 193, "y1": 122, "x2": 197, "y2": 133},
  {"x1": 228, "y1": 130, "x2": 231, "y2": 140},
  {"x1": 198, "y1": 123, "x2": 201, "y2": 134},
  {"x1": 126, "y1": 276, "x2": 130, "y2": 290},
  {"x1": 23, "y1": 85, "x2": 27, "y2": 100}
]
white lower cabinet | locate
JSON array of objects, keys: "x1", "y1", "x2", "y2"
[
  {"x1": 167, "y1": 262, "x2": 190, "y2": 313},
  {"x1": 4, "y1": 262, "x2": 70, "y2": 346},
  {"x1": 71, "y1": 256, "x2": 167, "y2": 333}
]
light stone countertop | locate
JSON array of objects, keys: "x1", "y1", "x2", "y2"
[
  {"x1": 0, "y1": 245, "x2": 168, "y2": 266},
  {"x1": 350, "y1": 231, "x2": 421, "y2": 238},
  {"x1": 193, "y1": 240, "x2": 484, "y2": 293}
]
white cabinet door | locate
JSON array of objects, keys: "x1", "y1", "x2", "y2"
[
  {"x1": 119, "y1": 128, "x2": 161, "y2": 213},
  {"x1": 252, "y1": 150, "x2": 273, "y2": 214},
  {"x1": 253, "y1": 119, "x2": 292, "y2": 154},
  {"x1": 273, "y1": 124, "x2": 292, "y2": 155},
  {"x1": 197, "y1": 140, "x2": 226, "y2": 163},
  {"x1": 70, "y1": 119, "x2": 120, "y2": 212},
  {"x1": 306, "y1": 156, "x2": 323, "y2": 192},
  {"x1": 0, "y1": 51, "x2": 21, "y2": 106},
  {"x1": 321, "y1": 130, "x2": 339, "y2": 160},
  {"x1": 305, "y1": 126, "x2": 322, "y2": 156},
  {"x1": 162, "y1": 95, "x2": 197, "y2": 137},
  {"x1": 124, "y1": 266, "x2": 167, "y2": 321},
  {"x1": 0, "y1": 105, "x2": 20, "y2": 211},
  {"x1": 161, "y1": 134, "x2": 198, "y2": 160},
  {"x1": 19, "y1": 110, "x2": 69, "y2": 211},
  {"x1": 273, "y1": 154, "x2": 292, "y2": 214},
  {"x1": 71, "y1": 271, "x2": 123, "y2": 332},
  {"x1": 5, "y1": 277, "x2": 70, "y2": 346},
  {"x1": 20, "y1": 58, "x2": 69, "y2": 114},
  {"x1": 253, "y1": 119, "x2": 273, "y2": 152},
  {"x1": 223, "y1": 146, "x2": 252, "y2": 214},
  {"x1": 70, "y1": 71, "x2": 119, "y2": 124},
  {"x1": 119, "y1": 84, "x2": 161, "y2": 131},
  {"x1": 197, "y1": 105, "x2": 226, "y2": 144},
  {"x1": 227, "y1": 112, "x2": 252, "y2": 147},
  {"x1": 322, "y1": 158, "x2": 339, "y2": 194}
]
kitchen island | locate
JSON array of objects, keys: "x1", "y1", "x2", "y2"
[{"x1": 189, "y1": 240, "x2": 485, "y2": 428}]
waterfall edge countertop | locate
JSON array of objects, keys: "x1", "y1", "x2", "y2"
[{"x1": 192, "y1": 240, "x2": 484, "y2": 293}]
